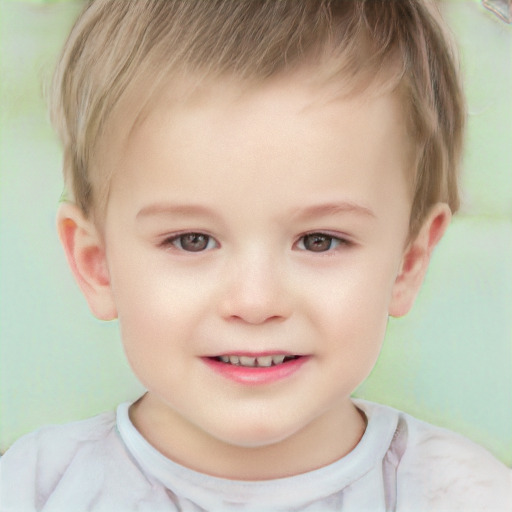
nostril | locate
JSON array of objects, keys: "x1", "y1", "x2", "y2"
[{"x1": 225, "y1": 312, "x2": 287, "y2": 326}]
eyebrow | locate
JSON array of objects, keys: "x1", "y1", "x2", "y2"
[
  {"x1": 136, "y1": 203, "x2": 218, "y2": 220},
  {"x1": 136, "y1": 201, "x2": 375, "y2": 222},
  {"x1": 291, "y1": 202, "x2": 376, "y2": 220}
]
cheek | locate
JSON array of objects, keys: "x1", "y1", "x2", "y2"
[
  {"x1": 317, "y1": 287, "x2": 389, "y2": 394},
  {"x1": 113, "y1": 284, "x2": 203, "y2": 394},
  {"x1": 108, "y1": 252, "x2": 224, "y2": 360},
  {"x1": 311, "y1": 257, "x2": 397, "y2": 353}
]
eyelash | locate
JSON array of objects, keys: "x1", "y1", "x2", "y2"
[
  {"x1": 159, "y1": 232, "x2": 352, "y2": 254},
  {"x1": 160, "y1": 232, "x2": 218, "y2": 252},
  {"x1": 295, "y1": 232, "x2": 352, "y2": 253}
]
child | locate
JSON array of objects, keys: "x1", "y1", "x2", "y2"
[{"x1": 1, "y1": 0, "x2": 510, "y2": 510}]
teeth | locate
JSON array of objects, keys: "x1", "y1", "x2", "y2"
[
  {"x1": 272, "y1": 355, "x2": 285, "y2": 365},
  {"x1": 218, "y1": 354, "x2": 294, "y2": 367},
  {"x1": 239, "y1": 356, "x2": 256, "y2": 367},
  {"x1": 256, "y1": 356, "x2": 273, "y2": 367}
]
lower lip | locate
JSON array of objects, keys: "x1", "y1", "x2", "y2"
[{"x1": 203, "y1": 356, "x2": 309, "y2": 385}]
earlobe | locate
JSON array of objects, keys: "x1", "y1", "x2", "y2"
[
  {"x1": 389, "y1": 203, "x2": 451, "y2": 318},
  {"x1": 57, "y1": 202, "x2": 117, "y2": 320}
]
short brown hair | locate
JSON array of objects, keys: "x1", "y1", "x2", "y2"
[{"x1": 50, "y1": 0, "x2": 465, "y2": 235}]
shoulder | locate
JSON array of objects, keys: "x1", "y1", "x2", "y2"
[
  {"x1": 395, "y1": 408, "x2": 512, "y2": 511},
  {"x1": 1, "y1": 409, "x2": 117, "y2": 466},
  {"x1": 355, "y1": 400, "x2": 511, "y2": 511},
  {"x1": 1, "y1": 410, "x2": 116, "y2": 466},
  {"x1": 0, "y1": 409, "x2": 148, "y2": 510}
]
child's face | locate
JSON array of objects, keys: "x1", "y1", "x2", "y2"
[{"x1": 101, "y1": 75, "x2": 413, "y2": 451}]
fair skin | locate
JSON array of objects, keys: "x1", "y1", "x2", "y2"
[{"x1": 58, "y1": 72, "x2": 450, "y2": 480}]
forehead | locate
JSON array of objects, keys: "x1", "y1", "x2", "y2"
[{"x1": 102, "y1": 73, "x2": 413, "y2": 234}]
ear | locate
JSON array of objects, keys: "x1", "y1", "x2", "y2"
[
  {"x1": 389, "y1": 203, "x2": 451, "y2": 318},
  {"x1": 57, "y1": 202, "x2": 117, "y2": 320}
]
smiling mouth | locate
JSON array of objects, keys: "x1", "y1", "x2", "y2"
[{"x1": 212, "y1": 354, "x2": 300, "y2": 368}]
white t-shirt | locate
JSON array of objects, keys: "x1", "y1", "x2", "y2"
[{"x1": 1, "y1": 399, "x2": 510, "y2": 511}]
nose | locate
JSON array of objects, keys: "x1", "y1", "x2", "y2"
[{"x1": 218, "y1": 252, "x2": 291, "y2": 325}]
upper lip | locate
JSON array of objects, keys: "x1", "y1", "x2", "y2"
[{"x1": 205, "y1": 351, "x2": 303, "y2": 358}]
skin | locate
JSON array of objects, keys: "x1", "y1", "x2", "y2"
[{"x1": 58, "y1": 72, "x2": 450, "y2": 480}]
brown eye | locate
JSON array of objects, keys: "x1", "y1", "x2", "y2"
[
  {"x1": 301, "y1": 233, "x2": 339, "y2": 252},
  {"x1": 174, "y1": 233, "x2": 213, "y2": 252}
]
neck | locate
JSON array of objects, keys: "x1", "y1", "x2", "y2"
[{"x1": 129, "y1": 393, "x2": 366, "y2": 480}]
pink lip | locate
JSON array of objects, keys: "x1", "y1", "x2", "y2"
[{"x1": 202, "y1": 355, "x2": 309, "y2": 385}]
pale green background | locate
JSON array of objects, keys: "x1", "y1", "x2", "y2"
[{"x1": 1, "y1": 0, "x2": 511, "y2": 465}]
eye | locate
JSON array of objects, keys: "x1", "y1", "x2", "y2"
[
  {"x1": 164, "y1": 233, "x2": 217, "y2": 252},
  {"x1": 297, "y1": 233, "x2": 347, "y2": 252}
]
